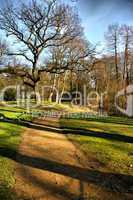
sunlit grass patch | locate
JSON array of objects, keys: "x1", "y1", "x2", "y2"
[
  {"x1": 0, "y1": 122, "x2": 23, "y2": 199},
  {"x1": 66, "y1": 119, "x2": 133, "y2": 175}
]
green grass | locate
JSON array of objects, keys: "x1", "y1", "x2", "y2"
[
  {"x1": 0, "y1": 104, "x2": 133, "y2": 175},
  {"x1": 0, "y1": 102, "x2": 95, "y2": 119},
  {"x1": 0, "y1": 104, "x2": 133, "y2": 198},
  {"x1": 60, "y1": 118, "x2": 133, "y2": 175},
  {"x1": 0, "y1": 103, "x2": 72, "y2": 120},
  {"x1": 0, "y1": 122, "x2": 23, "y2": 199},
  {"x1": 60, "y1": 118, "x2": 133, "y2": 135},
  {"x1": 0, "y1": 105, "x2": 25, "y2": 119}
]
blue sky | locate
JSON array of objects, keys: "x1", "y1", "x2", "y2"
[
  {"x1": 0, "y1": 0, "x2": 133, "y2": 45},
  {"x1": 70, "y1": 0, "x2": 133, "y2": 44}
]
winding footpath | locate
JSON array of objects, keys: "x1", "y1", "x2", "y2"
[
  {"x1": 14, "y1": 129, "x2": 89, "y2": 200},
  {"x1": 14, "y1": 128, "x2": 133, "y2": 200}
]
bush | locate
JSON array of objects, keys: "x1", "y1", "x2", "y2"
[{"x1": 3, "y1": 89, "x2": 16, "y2": 101}]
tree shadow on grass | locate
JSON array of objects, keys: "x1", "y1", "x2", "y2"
[
  {"x1": 0, "y1": 146, "x2": 133, "y2": 194},
  {"x1": 1, "y1": 118, "x2": 133, "y2": 144},
  {"x1": 0, "y1": 118, "x2": 133, "y2": 199}
]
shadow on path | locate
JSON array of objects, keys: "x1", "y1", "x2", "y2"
[
  {"x1": 1, "y1": 118, "x2": 133, "y2": 144},
  {"x1": 0, "y1": 146, "x2": 133, "y2": 194}
]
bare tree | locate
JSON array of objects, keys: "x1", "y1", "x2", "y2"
[
  {"x1": 46, "y1": 38, "x2": 96, "y2": 74},
  {"x1": 0, "y1": 0, "x2": 82, "y2": 92},
  {"x1": 45, "y1": 37, "x2": 97, "y2": 102},
  {"x1": 120, "y1": 25, "x2": 133, "y2": 86},
  {"x1": 105, "y1": 24, "x2": 120, "y2": 81},
  {"x1": 0, "y1": 38, "x2": 8, "y2": 68}
]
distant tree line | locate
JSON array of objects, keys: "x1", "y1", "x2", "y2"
[{"x1": 0, "y1": 0, "x2": 132, "y2": 116}]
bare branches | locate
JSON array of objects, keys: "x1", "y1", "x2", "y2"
[
  {"x1": 105, "y1": 24, "x2": 120, "y2": 80},
  {"x1": 0, "y1": 0, "x2": 82, "y2": 89},
  {"x1": 0, "y1": 39, "x2": 8, "y2": 66},
  {"x1": 8, "y1": 52, "x2": 33, "y2": 64},
  {"x1": 40, "y1": 38, "x2": 97, "y2": 75}
]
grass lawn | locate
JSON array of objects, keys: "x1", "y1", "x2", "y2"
[
  {"x1": 60, "y1": 118, "x2": 133, "y2": 175},
  {"x1": 0, "y1": 102, "x2": 94, "y2": 119},
  {"x1": 1, "y1": 104, "x2": 133, "y2": 176},
  {"x1": 0, "y1": 106, "x2": 24, "y2": 119},
  {"x1": 0, "y1": 122, "x2": 23, "y2": 200},
  {"x1": 0, "y1": 104, "x2": 133, "y2": 199}
]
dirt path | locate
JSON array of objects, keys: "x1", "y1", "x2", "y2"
[
  {"x1": 14, "y1": 128, "x2": 89, "y2": 200},
  {"x1": 14, "y1": 128, "x2": 133, "y2": 200}
]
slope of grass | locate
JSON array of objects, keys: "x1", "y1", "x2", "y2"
[
  {"x1": 63, "y1": 119, "x2": 133, "y2": 175},
  {"x1": 0, "y1": 122, "x2": 23, "y2": 199},
  {"x1": 60, "y1": 118, "x2": 133, "y2": 136},
  {"x1": 0, "y1": 103, "x2": 94, "y2": 121},
  {"x1": 0, "y1": 105, "x2": 24, "y2": 119}
]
